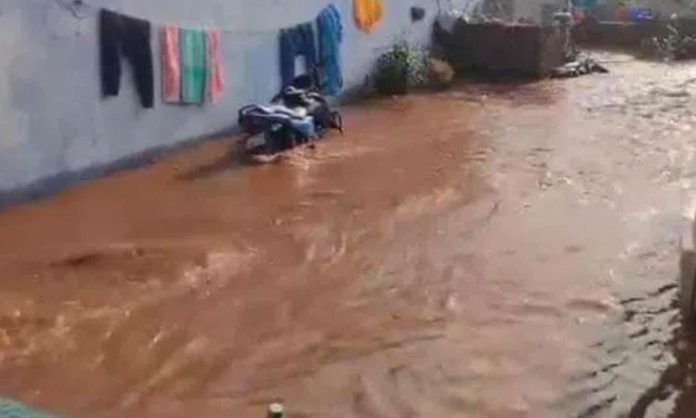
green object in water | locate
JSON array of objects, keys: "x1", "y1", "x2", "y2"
[
  {"x1": 0, "y1": 398, "x2": 62, "y2": 418},
  {"x1": 267, "y1": 402, "x2": 284, "y2": 418}
]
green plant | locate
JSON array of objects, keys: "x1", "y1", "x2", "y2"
[{"x1": 374, "y1": 42, "x2": 428, "y2": 95}]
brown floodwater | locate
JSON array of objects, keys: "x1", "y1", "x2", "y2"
[{"x1": 1, "y1": 52, "x2": 696, "y2": 418}]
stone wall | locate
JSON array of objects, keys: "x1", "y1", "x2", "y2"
[{"x1": 435, "y1": 21, "x2": 564, "y2": 76}]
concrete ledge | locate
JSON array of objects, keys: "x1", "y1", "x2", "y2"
[
  {"x1": 579, "y1": 21, "x2": 662, "y2": 47},
  {"x1": 434, "y1": 21, "x2": 565, "y2": 77},
  {"x1": 680, "y1": 212, "x2": 696, "y2": 319}
]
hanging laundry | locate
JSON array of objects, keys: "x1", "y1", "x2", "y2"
[
  {"x1": 180, "y1": 28, "x2": 207, "y2": 104},
  {"x1": 160, "y1": 24, "x2": 181, "y2": 103},
  {"x1": 370, "y1": 0, "x2": 384, "y2": 29},
  {"x1": 317, "y1": 4, "x2": 343, "y2": 96},
  {"x1": 353, "y1": 0, "x2": 383, "y2": 33},
  {"x1": 206, "y1": 29, "x2": 224, "y2": 103},
  {"x1": 100, "y1": 9, "x2": 154, "y2": 108},
  {"x1": 279, "y1": 23, "x2": 317, "y2": 88}
]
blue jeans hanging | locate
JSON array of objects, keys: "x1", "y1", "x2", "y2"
[{"x1": 279, "y1": 23, "x2": 317, "y2": 89}]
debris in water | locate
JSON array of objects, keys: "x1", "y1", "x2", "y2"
[
  {"x1": 267, "y1": 403, "x2": 284, "y2": 418},
  {"x1": 550, "y1": 57, "x2": 609, "y2": 79}
]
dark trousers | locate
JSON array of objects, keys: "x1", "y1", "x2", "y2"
[
  {"x1": 279, "y1": 23, "x2": 317, "y2": 88},
  {"x1": 100, "y1": 9, "x2": 154, "y2": 108}
]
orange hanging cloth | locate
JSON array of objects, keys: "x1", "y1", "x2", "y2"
[
  {"x1": 353, "y1": 0, "x2": 383, "y2": 33},
  {"x1": 369, "y1": 0, "x2": 383, "y2": 30}
]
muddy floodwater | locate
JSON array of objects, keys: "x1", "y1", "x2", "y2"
[{"x1": 3, "y1": 52, "x2": 696, "y2": 418}]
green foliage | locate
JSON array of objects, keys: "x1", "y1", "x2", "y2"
[{"x1": 374, "y1": 42, "x2": 428, "y2": 95}]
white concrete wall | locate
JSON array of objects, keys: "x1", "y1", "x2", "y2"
[
  {"x1": 513, "y1": 0, "x2": 566, "y2": 24},
  {"x1": 0, "y1": 0, "x2": 450, "y2": 197}
]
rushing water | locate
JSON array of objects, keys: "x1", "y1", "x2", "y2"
[{"x1": 1, "y1": 52, "x2": 696, "y2": 418}]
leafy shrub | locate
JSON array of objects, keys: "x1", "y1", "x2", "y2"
[{"x1": 374, "y1": 43, "x2": 428, "y2": 95}]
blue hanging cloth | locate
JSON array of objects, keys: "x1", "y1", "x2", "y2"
[
  {"x1": 279, "y1": 23, "x2": 317, "y2": 88},
  {"x1": 317, "y1": 4, "x2": 343, "y2": 96}
]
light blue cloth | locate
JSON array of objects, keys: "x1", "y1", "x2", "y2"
[
  {"x1": 179, "y1": 28, "x2": 207, "y2": 104},
  {"x1": 317, "y1": 4, "x2": 343, "y2": 96},
  {"x1": 289, "y1": 116, "x2": 316, "y2": 138}
]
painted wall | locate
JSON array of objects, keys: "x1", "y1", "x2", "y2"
[{"x1": 0, "y1": 0, "x2": 450, "y2": 196}]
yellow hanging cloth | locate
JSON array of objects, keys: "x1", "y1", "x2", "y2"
[
  {"x1": 353, "y1": 0, "x2": 383, "y2": 33},
  {"x1": 370, "y1": 0, "x2": 383, "y2": 30}
]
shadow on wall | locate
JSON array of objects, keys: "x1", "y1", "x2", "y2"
[{"x1": 0, "y1": 128, "x2": 237, "y2": 209}]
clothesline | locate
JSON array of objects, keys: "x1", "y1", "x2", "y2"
[{"x1": 49, "y1": 0, "x2": 316, "y2": 36}]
